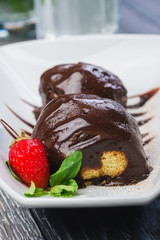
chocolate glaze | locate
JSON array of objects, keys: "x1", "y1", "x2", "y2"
[
  {"x1": 40, "y1": 62, "x2": 127, "y2": 108},
  {"x1": 32, "y1": 94, "x2": 150, "y2": 187}
]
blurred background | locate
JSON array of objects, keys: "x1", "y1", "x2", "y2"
[{"x1": 0, "y1": 0, "x2": 160, "y2": 45}]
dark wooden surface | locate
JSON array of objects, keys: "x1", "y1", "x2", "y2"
[{"x1": 1, "y1": 0, "x2": 160, "y2": 239}]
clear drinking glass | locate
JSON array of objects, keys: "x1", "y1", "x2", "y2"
[{"x1": 34, "y1": 0, "x2": 120, "y2": 39}]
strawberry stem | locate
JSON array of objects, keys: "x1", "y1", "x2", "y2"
[{"x1": 0, "y1": 119, "x2": 20, "y2": 139}]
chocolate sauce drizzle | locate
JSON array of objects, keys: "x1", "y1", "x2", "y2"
[
  {"x1": 127, "y1": 87, "x2": 160, "y2": 109},
  {"x1": 6, "y1": 105, "x2": 34, "y2": 129},
  {"x1": 143, "y1": 137, "x2": 154, "y2": 146},
  {"x1": 0, "y1": 119, "x2": 18, "y2": 139},
  {"x1": 127, "y1": 88, "x2": 159, "y2": 146},
  {"x1": 20, "y1": 98, "x2": 38, "y2": 108},
  {"x1": 131, "y1": 112, "x2": 146, "y2": 117},
  {"x1": 137, "y1": 117, "x2": 153, "y2": 127},
  {"x1": 141, "y1": 133, "x2": 149, "y2": 139}
]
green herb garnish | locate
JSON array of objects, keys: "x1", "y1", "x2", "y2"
[
  {"x1": 49, "y1": 150, "x2": 82, "y2": 186},
  {"x1": 24, "y1": 150, "x2": 82, "y2": 198},
  {"x1": 50, "y1": 179, "x2": 78, "y2": 198},
  {"x1": 6, "y1": 160, "x2": 23, "y2": 183},
  {"x1": 24, "y1": 181, "x2": 48, "y2": 198}
]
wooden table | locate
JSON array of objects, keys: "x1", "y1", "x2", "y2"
[{"x1": 1, "y1": 0, "x2": 160, "y2": 239}]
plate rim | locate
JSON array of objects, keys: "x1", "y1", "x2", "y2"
[
  {"x1": 0, "y1": 34, "x2": 160, "y2": 207},
  {"x1": 1, "y1": 34, "x2": 160, "y2": 50},
  {"x1": 0, "y1": 176, "x2": 159, "y2": 208}
]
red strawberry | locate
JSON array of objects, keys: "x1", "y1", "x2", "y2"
[{"x1": 1, "y1": 119, "x2": 50, "y2": 189}]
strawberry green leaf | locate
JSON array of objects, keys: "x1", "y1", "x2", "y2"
[
  {"x1": 6, "y1": 160, "x2": 23, "y2": 183},
  {"x1": 24, "y1": 181, "x2": 48, "y2": 197},
  {"x1": 49, "y1": 150, "x2": 82, "y2": 187},
  {"x1": 50, "y1": 179, "x2": 78, "y2": 197}
]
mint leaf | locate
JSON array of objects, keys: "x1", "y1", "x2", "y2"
[
  {"x1": 24, "y1": 181, "x2": 48, "y2": 198},
  {"x1": 49, "y1": 150, "x2": 82, "y2": 186},
  {"x1": 24, "y1": 151, "x2": 82, "y2": 198},
  {"x1": 50, "y1": 179, "x2": 78, "y2": 198},
  {"x1": 6, "y1": 160, "x2": 23, "y2": 183}
]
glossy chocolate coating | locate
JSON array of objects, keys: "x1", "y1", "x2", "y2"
[
  {"x1": 32, "y1": 94, "x2": 149, "y2": 186},
  {"x1": 40, "y1": 62, "x2": 127, "y2": 107}
]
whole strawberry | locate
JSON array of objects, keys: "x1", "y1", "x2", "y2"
[
  {"x1": 1, "y1": 119, "x2": 50, "y2": 189},
  {"x1": 9, "y1": 137, "x2": 50, "y2": 189}
]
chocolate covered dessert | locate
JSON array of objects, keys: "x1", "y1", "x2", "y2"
[
  {"x1": 32, "y1": 94, "x2": 150, "y2": 187},
  {"x1": 39, "y1": 62, "x2": 127, "y2": 109}
]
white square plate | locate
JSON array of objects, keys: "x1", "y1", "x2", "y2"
[{"x1": 0, "y1": 35, "x2": 160, "y2": 208}]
